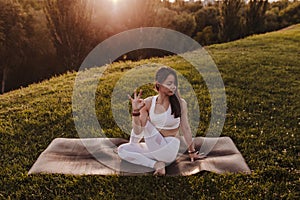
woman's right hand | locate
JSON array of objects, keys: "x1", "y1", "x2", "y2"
[{"x1": 128, "y1": 89, "x2": 145, "y2": 112}]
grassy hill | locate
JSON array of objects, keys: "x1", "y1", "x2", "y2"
[{"x1": 0, "y1": 24, "x2": 299, "y2": 199}]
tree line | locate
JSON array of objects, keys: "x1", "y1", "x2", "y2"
[{"x1": 0, "y1": 0, "x2": 299, "y2": 94}]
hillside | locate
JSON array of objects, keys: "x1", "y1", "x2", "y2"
[{"x1": 0, "y1": 25, "x2": 299, "y2": 199}]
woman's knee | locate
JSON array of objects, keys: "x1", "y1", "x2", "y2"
[
  {"x1": 117, "y1": 143, "x2": 139, "y2": 157},
  {"x1": 117, "y1": 144, "x2": 128, "y2": 158},
  {"x1": 162, "y1": 152, "x2": 178, "y2": 163}
]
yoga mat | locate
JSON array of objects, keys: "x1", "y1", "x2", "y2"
[{"x1": 28, "y1": 137, "x2": 250, "y2": 176}]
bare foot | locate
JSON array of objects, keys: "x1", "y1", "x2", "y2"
[{"x1": 153, "y1": 161, "x2": 165, "y2": 176}]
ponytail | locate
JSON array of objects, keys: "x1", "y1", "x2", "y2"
[{"x1": 170, "y1": 93, "x2": 181, "y2": 118}]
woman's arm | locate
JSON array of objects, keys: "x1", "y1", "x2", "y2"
[
  {"x1": 180, "y1": 99, "x2": 196, "y2": 153},
  {"x1": 180, "y1": 98, "x2": 205, "y2": 162},
  {"x1": 129, "y1": 90, "x2": 151, "y2": 134},
  {"x1": 132, "y1": 101, "x2": 151, "y2": 134}
]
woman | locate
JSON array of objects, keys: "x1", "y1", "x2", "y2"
[{"x1": 118, "y1": 66, "x2": 202, "y2": 175}]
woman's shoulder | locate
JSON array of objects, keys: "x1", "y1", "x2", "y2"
[
  {"x1": 144, "y1": 96, "x2": 156, "y2": 110},
  {"x1": 144, "y1": 96, "x2": 154, "y2": 103},
  {"x1": 180, "y1": 98, "x2": 187, "y2": 105},
  {"x1": 180, "y1": 98, "x2": 188, "y2": 110}
]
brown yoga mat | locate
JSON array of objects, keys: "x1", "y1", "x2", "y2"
[{"x1": 28, "y1": 137, "x2": 250, "y2": 176}]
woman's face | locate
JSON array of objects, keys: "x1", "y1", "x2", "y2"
[{"x1": 159, "y1": 74, "x2": 177, "y2": 96}]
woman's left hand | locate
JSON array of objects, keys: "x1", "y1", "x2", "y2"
[{"x1": 189, "y1": 151, "x2": 206, "y2": 162}]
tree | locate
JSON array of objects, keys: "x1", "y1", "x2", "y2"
[
  {"x1": 219, "y1": 0, "x2": 244, "y2": 42},
  {"x1": 279, "y1": 1, "x2": 300, "y2": 27},
  {"x1": 43, "y1": 0, "x2": 97, "y2": 71},
  {"x1": 171, "y1": 12, "x2": 197, "y2": 37},
  {"x1": 126, "y1": 0, "x2": 161, "y2": 28},
  {"x1": 194, "y1": 5, "x2": 220, "y2": 44},
  {"x1": 245, "y1": 0, "x2": 268, "y2": 36},
  {"x1": 265, "y1": 8, "x2": 280, "y2": 32},
  {"x1": 152, "y1": 7, "x2": 177, "y2": 28},
  {"x1": 194, "y1": 26, "x2": 215, "y2": 45},
  {"x1": 175, "y1": 0, "x2": 185, "y2": 7},
  {"x1": 0, "y1": 0, "x2": 29, "y2": 94}
]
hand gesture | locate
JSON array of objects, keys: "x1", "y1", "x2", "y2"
[{"x1": 128, "y1": 89, "x2": 145, "y2": 111}]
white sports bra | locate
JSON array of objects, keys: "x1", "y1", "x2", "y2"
[{"x1": 149, "y1": 96, "x2": 180, "y2": 130}]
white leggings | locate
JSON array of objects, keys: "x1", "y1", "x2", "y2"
[{"x1": 118, "y1": 121, "x2": 180, "y2": 169}]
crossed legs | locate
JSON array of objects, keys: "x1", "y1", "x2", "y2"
[{"x1": 118, "y1": 121, "x2": 180, "y2": 174}]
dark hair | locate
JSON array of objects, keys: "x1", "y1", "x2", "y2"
[{"x1": 155, "y1": 66, "x2": 181, "y2": 118}]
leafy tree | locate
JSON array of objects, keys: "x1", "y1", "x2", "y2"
[
  {"x1": 265, "y1": 8, "x2": 280, "y2": 32},
  {"x1": 194, "y1": 5, "x2": 220, "y2": 44},
  {"x1": 11, "y1": 4, "x2": 59, "y2": 90},
  {"x1": 271, "y1": 0, "x2": 290, "y2": 11},
  {"x1": 264, "y1": 0, "x2": 298, "y2": 31},
  {"x1": 194, "y1": 26, "x2": 215, "y2": 45},
  {"x1": 171, "y1": 12, "x2": 197, "y2": 37},
  {"x1": 194, "y1": 6, "x2": 217, "y2": 31},
  {"x1": 124, "y1": 0, "x2": 161, "y2": 28},
  {"x1": 219, "y1": 0, "x2": 244, "y2": 42},
  {"x1": 279, "y1": 1, "x2": 300, "y2": 27},
  {"x1": 43, "y1": 0, "x2": 97, "y2": 71},
  {"x1": 182, "y1": 0, "x2": 203, "y2": 13},
  {"x1": 175, "y1": 0, "x2": 185, "y2": 7},
  {"x1": 0, "y1": 0, "x2": 29, "y2": 94},
  {"x1": 153, "y1": 7, "x2": 177, "y2": 28},
  {"x1": 245, "y1": 0, "x2": 268, "y2": 35},
  {"x1": 162, "y1": 0, "x2": 171, "y2": 9}
]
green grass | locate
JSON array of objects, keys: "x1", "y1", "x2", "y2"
[{"x1": 1, "y1": 24, "x2": 299, "y2": 199}]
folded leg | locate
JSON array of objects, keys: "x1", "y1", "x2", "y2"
[
  {"x1": 129, "y1": 129, "x2": 144, "y2": 144},
  {"x1": 143, "y1": 121, "x2": 180, "y2": 163},
  {"x1": 118, "y1": 121, "x2": 180, "y2": 169},
  {"x1": 118, "y1": 142, "x2": 156, "y2": 168}
]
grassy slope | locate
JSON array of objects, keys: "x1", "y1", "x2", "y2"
[{"x1": 0, "y1": 25, "x2": 299, "y2": 199}]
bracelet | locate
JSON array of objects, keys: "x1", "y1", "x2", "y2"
[
  {"x1": 188, "y1": 150, "x2": 197, "y2": 154},
  {"x1": 132, "y1": 112, "x2": 140, "y2": 116}
]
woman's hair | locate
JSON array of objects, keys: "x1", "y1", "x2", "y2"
[{"x1": 155, "y1": 66, "x2": 181, "y2": 118}]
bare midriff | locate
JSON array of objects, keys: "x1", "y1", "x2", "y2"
[{"x1": 158, "y1": 127, "x2": 180, "y2": 137}]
